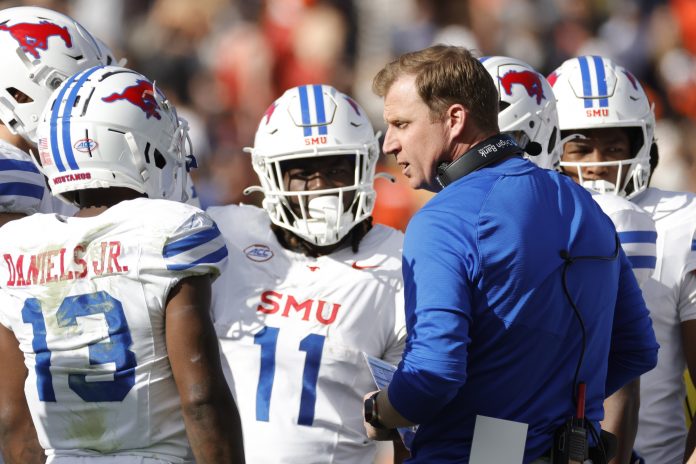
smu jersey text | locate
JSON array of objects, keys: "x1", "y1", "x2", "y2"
[
  {"x1": 209, "y1": 204, "x2": 406, "y2": 464},
  {"x1": 0, "y1": 198, "x2": 227, "y2": 462}
]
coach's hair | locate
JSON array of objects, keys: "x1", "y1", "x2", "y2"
[{"x1": 373, "y1": 45, "x2": 499, "y2": 132}]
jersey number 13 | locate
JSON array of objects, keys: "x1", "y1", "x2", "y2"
[{"x1": 22, "y1": 291, "x2": 136, "y2": 402}]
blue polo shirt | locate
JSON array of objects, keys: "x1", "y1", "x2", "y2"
[{"x1": 388, "y1": 156, "x2": 658, "y2": 463}]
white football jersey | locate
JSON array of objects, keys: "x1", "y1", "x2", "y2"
[
  {"x1": 0, "y1": 198, "x2": 227, "y2": 462},
  {"x1": 591, "y1": 192, "x2": 656, "y2": 287},
  {"x1": 0, "y1": 139, "x2": 52, "y2": 215},
  {"x1": 632, "y1": 187, "x2": 696, "y2": 463},
  {"x1": 209, "y1": 204, "x2": 405, "y2": 464}
]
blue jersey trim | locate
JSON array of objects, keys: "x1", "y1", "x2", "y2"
[
  {"x1": 163, "y1": 225, "x2": 222, "y2": 258},
  {"x1": 627, "y1": 255, "x2": 657, "y2": 270},
  {"x1": 618, "y1": 231, "x2": 657, "y2": 244},
  {"x1": 0, "y1": 159, "x2": 40, "y2": 173},
  {"x1": 0, "y1": 182, "x2": 44, "y2": 199},
  {"x1": 165, "y1": 245, "x2": 228, "y2": 271}
]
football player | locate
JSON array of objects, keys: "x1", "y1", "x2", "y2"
[
  {"x1": 482, "y1": 55, "x2": 657, "y2": 464},
  {"x1": 0, "y1": 6, "x2": 108, "y2": 217},
  {"x1": 0, "y1": 6, "x2": 200, "y2": 213},
  {"x1": 552, "y1": 55, "x2": 695, "y2": 464},
  {"x1": 208, "y1": 84, "x2": 408, "y2": 463},
  {"x1": 0, "y1": 139, "x2": 52, "y2": 226},
  {"x1": 0, "y1": 65, "x2": 244, "y2": 463}
]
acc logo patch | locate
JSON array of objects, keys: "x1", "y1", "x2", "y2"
[
  {"x1": 73, "y1": 138, "x2": 98, "y2": 152},
  {"x1": 244, "y1": 244, "x2": 274, "y2": 262}
]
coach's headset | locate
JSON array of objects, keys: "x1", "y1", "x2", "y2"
[
  {"x1": 436, "y1": 133, "x2": 620, "y2": 463},
  {"x1": 435, "y1": 133, "x2": 522, "y2": 188}
]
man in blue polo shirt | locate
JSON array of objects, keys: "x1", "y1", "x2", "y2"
[{"x1": 363, "y1": 45, "x2": 658, "y2": 463}]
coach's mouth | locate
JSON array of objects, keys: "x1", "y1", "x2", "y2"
[{"x1": 398, "y1": 162, "x2": 410, "y2": 177}]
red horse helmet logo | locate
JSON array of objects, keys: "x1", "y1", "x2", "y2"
[
  {"x1": 0, "y1": 20, "x2": 72, "y2": 59},
  {"x1": 262, "y1": 102, "x2": 276, "y2": 125},
  {"x1": 101, "y1": 80, "x2": 162, "y2": 120},
  {"x1": 499, "y1": 70, "x2": 546, "y2": 105},
  {"x1": 622, "y1": 70, "x2": 639, "y2": 91},
  {"x1": 343, "y1": 95, "x2": 361, "y2": 115}
]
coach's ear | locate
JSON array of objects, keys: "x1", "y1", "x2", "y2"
[{"x1": 445, "y1": 103, "x2": 466, "y2": 142}]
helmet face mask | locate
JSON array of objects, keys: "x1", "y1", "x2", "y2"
[
  {"x1": 558, "y1": 126, "x2": 647, "y2": 197},
  {"x1": 0, "y1": 6, "x2": 110, "y2": 143},
  {"x1": 550, "y1": 55, "x2": 655, "y2": 198},
  {"x1": 480, "y1": 56, "x2": 560, "y2": 170},
  {"x1": 248, "y1": 85, "x2": 379, "y2": 247},
  {"x1": 35, "y1": 65, "x2": 190, "y2": 206}
]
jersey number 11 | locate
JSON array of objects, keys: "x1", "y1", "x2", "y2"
[{"x1": 254, "y1": 326, "x2": 325, "y2": 426}]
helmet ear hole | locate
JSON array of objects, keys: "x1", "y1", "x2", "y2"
[
  {"x1": 154, "y1": 149, "x2": 166, "y2": 169},
  {"x1": 547, "y1": 127, "x2": 558, "y2": 157},
  {"x1": 144, "y1": 142, "x2": 151, "y2": 164},
  {"x1": 624, "y1": 127, "x2": 644, "y2": 159},
  {"x1": 7, "y1": 87, "x2": 33, "y2": 103},
  {"x1": 649, "y1": 142, "x2": 659, "y2": 181}
]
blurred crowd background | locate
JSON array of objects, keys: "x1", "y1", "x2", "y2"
[{"x1": 2, "y1": 0, "x2": 695, "y2": 231}]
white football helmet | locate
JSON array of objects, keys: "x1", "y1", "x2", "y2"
[
  {"x1": 550, "y1": 55, "x2": 655, "y2": 198},
  {"x1": 35, "y1": 65, "x2": 191, "y2": 206},
  {"x1": 480, "y1": 55, "x2": 560, "y2": 170},
  {"x1": 245, "y1": 84, "x2": 380, "y2": 247},
  {"x1": 95, "y1": 36, "x2": 125, "y2": 67},
  {"x1": 0, "y1": 6, "x2": 109, "y2": 142}
]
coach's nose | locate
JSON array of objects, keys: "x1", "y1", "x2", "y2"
[{"x1": 382, "y1": 126, "x2": 400, "y2": 159}]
